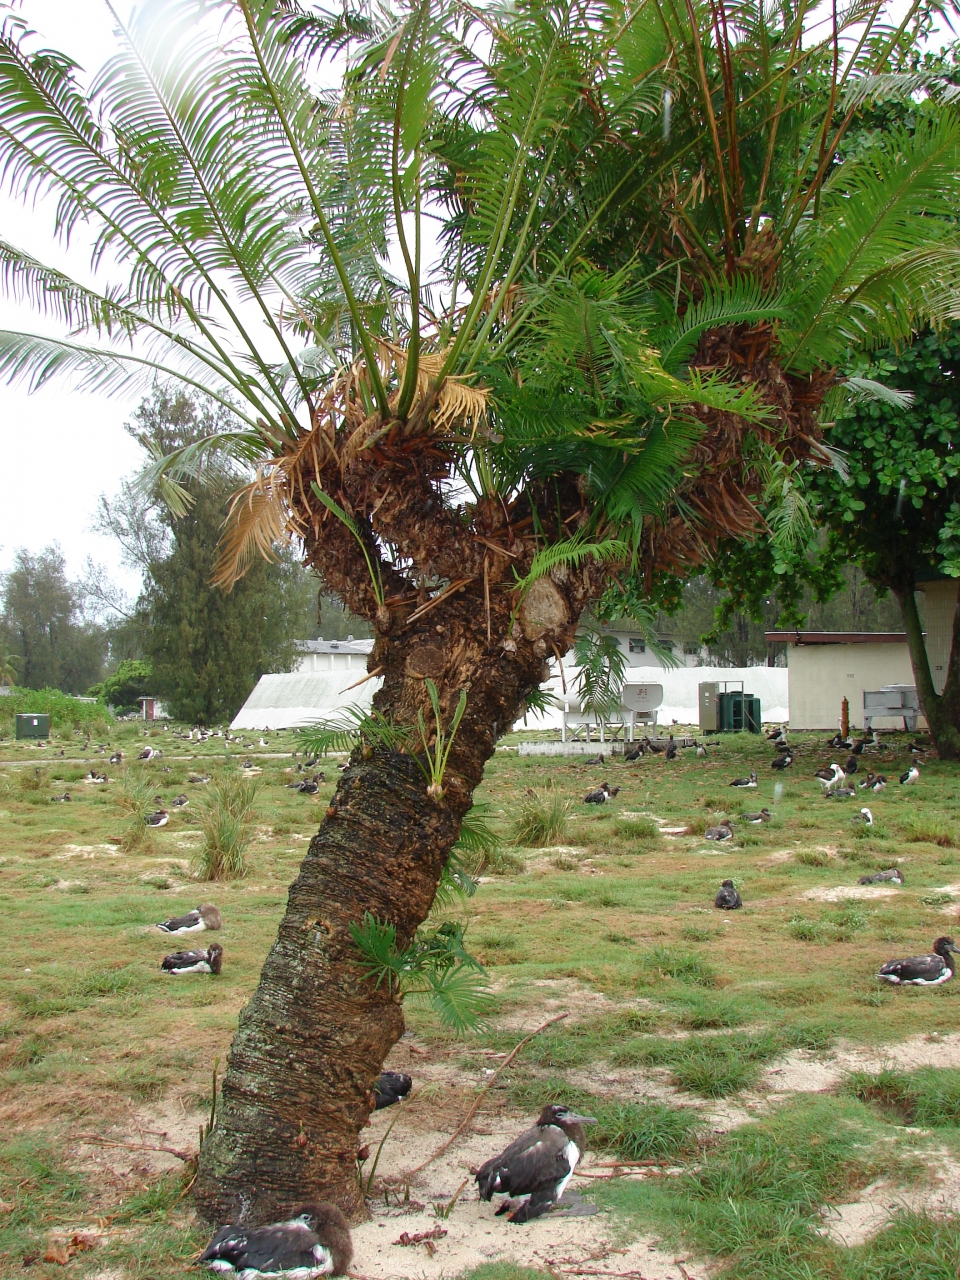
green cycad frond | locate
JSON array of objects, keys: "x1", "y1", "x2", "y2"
[
  {"x1": 657, "y1": 281, "x2": 790, "y2": 371},
  {"x1": 783, "y1": 115, "x2": 960, "y2": 370}
]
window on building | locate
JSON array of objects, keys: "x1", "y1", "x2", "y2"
[{"x1": 629, "y1": 638, "x2": 646, "y2": 653}]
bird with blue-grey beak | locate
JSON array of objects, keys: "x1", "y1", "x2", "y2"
[{"x1": 476, "y1": 1104, "x2": 598, "y2": 1222}]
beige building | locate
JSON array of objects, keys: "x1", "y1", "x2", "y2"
[{"x1": 765, "y1": 631, "x2": 918, "y2": 731}]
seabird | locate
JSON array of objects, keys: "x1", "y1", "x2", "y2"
[
  {"x1": 695, "y1": 741, "x2": 706, "y2": 758},
  {"x1": 714, "y1": 879, "x2": 742, "y2": 909},
  {"x1": 199, "y1": 1202, "x2": 353, "y2": 1277},
  {"x1": 189, "y1": 773, "x2": 212, "y2": 784},
  {"x1": 258, "y1": 737, "x2": 269, "y2": 747},
  {"x1": 858, "y1": 867, "x2": 903, "y2": 885},
  {"x1": 827, "y1": 733, "x2": 853, "y2": 750},
  {"x1": 146, "y1": 810, "x2": 169, "y2": 827},
  {"x1": 705, "y1": 821, "x2": 734, "y2": 841},
  {"x1": 859, "y1": 772, "x2": 887, "y2": 791},
  {"x1": 476, "y1": 1104, "x2": 597, "y2": 1222},
  {"x1": 664, "y1": 736, "x2": 678, "y2": 760},
  {"x1": 623, "y1": 743, "x2": 644, "y2": 761},
  {"x1": 851, "y1": 808, "x2": 873, "y2": 826},
  {"x1": 844, "y1": 754, "x2": 858, "y2": 776},
  {"x1": 157, "y1": 904, "x2": 222, "y2": 934},
  {"x1": 828, "y1": 787, "x2": 857, "y2": 799},
  {"x1": 900, "y1": 765, "x2": 920, "y2": 786},
  {"x1": 729, "y1": 771, "x2": 757, "y2": 788},
  {"x1": 583, "y1": 752, "x2": 604, "y2": 766},
  {"x1": 161, "y1": 943, "x2": 223, "y2": 975},
  {"x1": 109, "y1": 751, "x2": 123, "y2": 764},
  {"x1": 850, "y1": 738, "x2": 868, "y2": 756},
  {"x1": 51, "y1": 792, "x2": 71, "y2": 802},
  {"x1": 741, "y1": 808, "x2": 771, "y2": 823},
  {"x1": 584, "y1": 783, "x2": 612, "y2": 804},
  {"x1": 644, "y1": 736, "x2": 665, "y2": 755},
  {"x1": 298, "y1": 775, "x2": 321, "y2": 795},
  {"x1": 137, "y1": 747, "x2": 157, "y2": 760},
  {"x1": 878, "y1": 936, "x2": 958, "y2": 986},
  {"x1": 241, "y1": 759, "x2": 254, "y2": 770},
  {"x1": 814, "y1": 763, "x2": 844, "y2": 791},
  {"x1": 374, "y1": 1070, "x2": 412, "y2": 1109},
  {"x1": 771, "y1": 752, "x2": 793, "y2": 770},
  {"x1": 172, "y1": 793, "x2": 189, "y2": 808}
]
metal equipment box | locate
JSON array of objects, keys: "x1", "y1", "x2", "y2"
[
  {"x1": 16, "y1": 713, "x2": 50, "y2": 740},
  {"x1": 699, "y1": 682, "x2": 720, "y2": 732}
]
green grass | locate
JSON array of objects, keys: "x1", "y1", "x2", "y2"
[
  {"x1": 845, "y1": 1066, "x2": 960, "y2": 1128},
  {"x1": 511, "y1": 783, "x2": 571, "y2": 847},
  {"x1": 593, "y1": 1095, "x2": 923, "y2": 1280},
  {"x1": 1, "y1": 720, "x2": 960, "y2": 1276}
]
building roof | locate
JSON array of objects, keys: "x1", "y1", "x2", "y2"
[
  {"x1": 231, "y1": 671, "x2": 382, "y2": 731},
  {"x1": 296, "y1": 637, "x2": 375, "y2": 655},
  {"x1": 765, "y1": 631, "x2": 909, "y2": 645}
]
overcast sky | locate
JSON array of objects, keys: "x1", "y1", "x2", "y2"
[{"x1": 0, "y1": 0, "x2": 952, "y2": 606}]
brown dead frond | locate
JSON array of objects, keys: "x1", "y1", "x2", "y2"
[
  {"x1": 380, "y1": 342, "x2": 489, "y2": 435},
  {"x1": 212, "y1": 462, "x2": 297, "y2": 590}
]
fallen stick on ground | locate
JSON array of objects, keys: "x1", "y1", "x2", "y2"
[
  {"x1": 74, "y1": 1134, "x2": 193, "y2": 1162},
  {"x1": 392, "y1": 1012, "x2": 570, "y2": 1181}
]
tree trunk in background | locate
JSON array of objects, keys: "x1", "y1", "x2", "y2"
[
  {"x1": 193, "y1": 585, "x2": 574, "y2": 1225},
  {"x1": 895, "y1": 585, "x2": 960, "y2": 759}
]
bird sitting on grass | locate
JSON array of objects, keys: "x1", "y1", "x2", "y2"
[
  {"x1": 827, "y1": 787, "x2": 857, "y2": 799},
  {"x1": 476, "y1": 1104, "x2": 598, "y2": 1223},
  {"x1": 298, "y1": 774, "x2": 322, "y2": 795},
  {"x1": 51, "y1": 792, "x2": 71, "y2": 803},
  {"x1": 771, "y1": 752, "x2": 793, "y2": 771},
  {"x1": 827, "y1": 733, "x2": 853, "y2": 750},
  {"x1": 146, "y1": 810, "x2": 169, "y2": 827},
  {"x1": 172, "y1": 793, "x2": 189, "y2": 808},
  {"x1": 109, "y1": 751, "x2": 123, "y2": 764},
  {"x1": 851, "y1": 808, "x2": 873, "y2": 826},
  {"x1": 583, "y1": 751, "x2": 604, "y2": 766},
  {"x1": 714, "y1": 879, "x2": 742, "y2": 909},
  {"x1": 695, "y1": 741, "x2": 707, "y2": 757},
  {"x1": 623, "y1": 743, "x2": 644, "y2": 761},
  {"x1": 858, "y1": 868, "x2": 904, "y2": 885},
  {"x1": 161, "y1": 943, "x2": 223, "y2": 975},
  {"x1": 705, "y1": 821, "x2": 734, "y2": 841},
  {"x1": 665, "y1": 737, "x2": 678, "y2": 760},
  {"x1": 900, "y1": 764, "x2": 920, "y2": 786},
  {"x1": 878, "y1": 936, "x2": 958, "y2": 986},
  {"x1": 859, "y1": 772, "x2": 887, "y2": 792},
  {"x1": 157, "y1": 904, "x2": 222, "y2": 934},
  {"x1": 374, "y1": 1070, "x2": 412, "y2": 1109},
  {"x1": 584, "y1": 782, "x2": 619, "y2": 804},
  {"x1": 741, "y1": 808, "x2": 771, "y2": 823},
  {"x1": 199, "y1": 1202, "x2": 353, "y2": 1277},
  {"x1": 188, "y1": 773, "x2": 211, "y2": 784},
  {"x1": 729, "y1": 771, "x2": 757, "y2": 789},
  {"x1": 644, "y1": 736, "x2": 665, "y2": 755},
  {"x1": 844, "y1": 754, "x2": 858, "y2": 775}
]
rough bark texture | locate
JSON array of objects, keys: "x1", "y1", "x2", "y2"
[
  {"x1": 896, "y1": 584, "x2": 960, "y2": 760},
  {"x1": 196, "y1": 321, "x2": 828, "y2": 1225},
  {"x1": 193, "y1": 560, "x2": 590, "y2": 1225}
]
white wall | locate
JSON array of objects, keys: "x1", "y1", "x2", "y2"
[
  {"x1": 519, "y1": 664, "x2": 788, "y2": 729},
  {"x1": 787, "y1": 643, "x2": 917, "y2": 731}
]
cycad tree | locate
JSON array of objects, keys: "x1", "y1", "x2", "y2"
[{"x1": 0, "y1": 0, "x2": 958, "y2": 1223}]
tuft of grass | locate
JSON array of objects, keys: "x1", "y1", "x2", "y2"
[
  {"x1": 114, "y1": 770, "x2": 157, "y2": 852},
  {"x1": 789, "y1": 907, "x2": 869, "y2": 943},
  {"x1": 844, "y1": 1066, "x2": 960, "y2": 1128},
  {"x1": 512, "y1": 784, "x2": 570, "y2": 847},
  {"x1": 796, "y1": 848, "x2": 832, "y2": 867},
  {"x1": 195, "y1": 774, "x2": 259, "y2": 880},
  {"x1": 615, "y1": 814, "x2": 660, "y2": 843},
  {"x1": 507, "y1": 1077, "x2": 699, "y2": 1162},
  {"x1": 900, "y1": 818, "x2": 956, "y2": 848},
  {"x1": 641, "y1": 946, "x2": 717, "y2": 986},
  {"x1": 673, "y1": 991, "x2": 748, "y2": 1029},
  {"x1": 845, "y1": 1210, "x2": 960, "y2": 1279},
  {"x1": 611, "y1": 1028, "x2": 783, "y2": 1096}
]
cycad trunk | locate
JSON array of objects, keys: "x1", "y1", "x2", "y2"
[
  {"x1": 193, "y1": 585, "x2": 575, "y2": 1225},
  {"x1": 895, "y1": 584, "x2": 960, "y2": 760}
]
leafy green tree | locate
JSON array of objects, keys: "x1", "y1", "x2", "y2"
[
  {"x1": 0, "y1": 0, "x2": 958, "y2": 1221},
  {"x1": 91, "y1": 658, "x2": 154, "y2": 712},
  {"x1": 0, "y1": 546, "x2": 105, "y2": 693},
  {"x1": 810, "y1": 326, "x2": 960, "y2": 754},
  {"x1": 96, "y1": 387, "x2": 315, "y2": 724}
]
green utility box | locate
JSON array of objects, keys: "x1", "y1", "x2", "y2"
[
  {"x1": 16, "y1": 713, "x2": 50, "y2": 740},
  {"x1": 717, "y1": 692, "x2": 762, "y2": 734}
]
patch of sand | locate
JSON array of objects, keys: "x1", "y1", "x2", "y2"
[
  {"x1": 761, "y1": 1031, "x2": 960, "y2": 1097},
  {"x1": 819, "y1": 1155, "x2": 960, "y2": 1246},
  {"x1": 57, "y1": 844, "x2": 122, "y2": 859},
  {"x1": 801, "y1": 885, "x2": 900, "y2": 902}
]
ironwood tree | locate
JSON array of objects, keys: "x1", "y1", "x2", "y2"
[{"x1": 0, "y1": 0, "x2": 959, "y2": 1224}]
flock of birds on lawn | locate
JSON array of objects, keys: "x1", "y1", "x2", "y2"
[
  {"x1": 17, "y1": 721, "x2": 960, "y2": 1274},
  {"x1": 575, "y1": 724, "x2": 957, "y2": 991}
]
